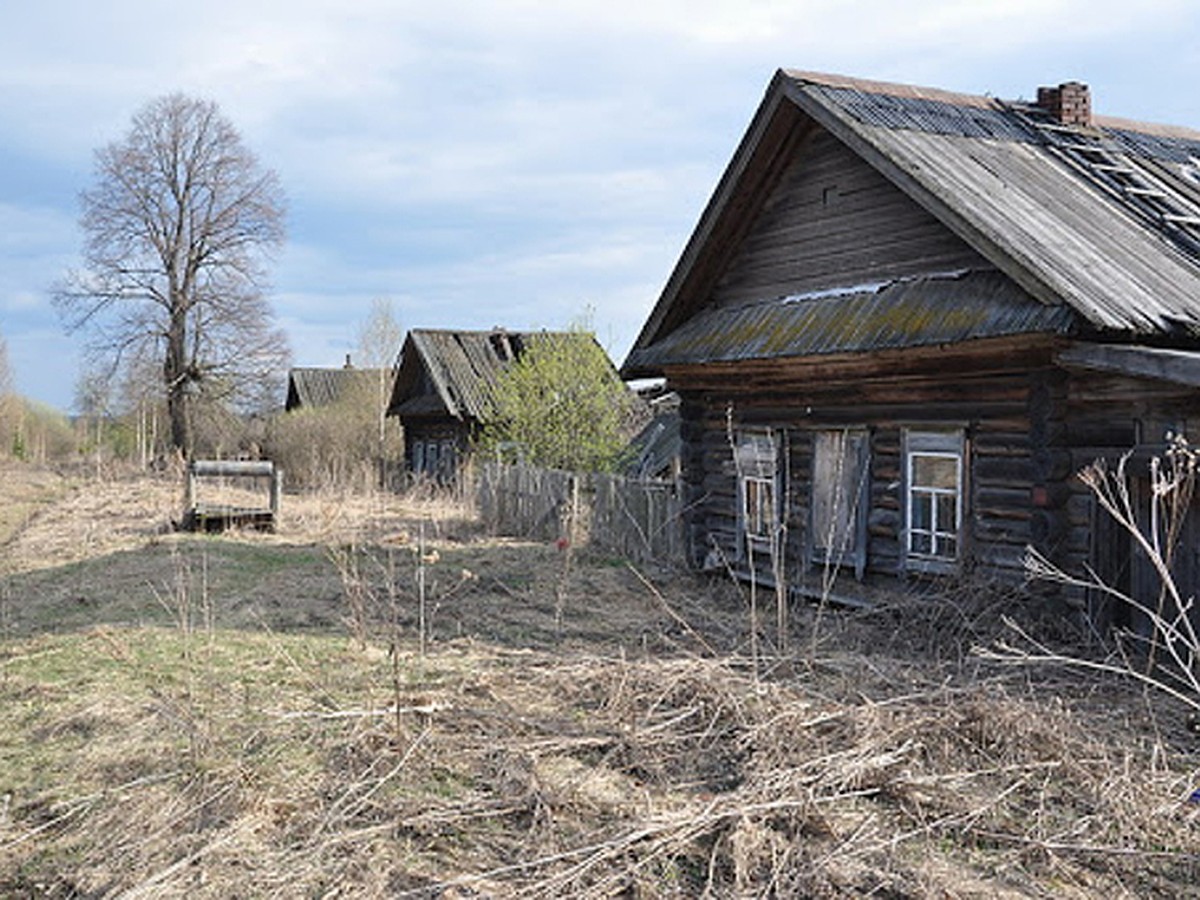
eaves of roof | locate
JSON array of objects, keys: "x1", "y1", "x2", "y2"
[{"x1": 624, "y1": 269, "x2": 1077, "y2": 374}]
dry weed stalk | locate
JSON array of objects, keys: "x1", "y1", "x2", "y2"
[
  {"x1": 1010, "y1": 438, "x2": 1200, "y2": 714},
  {"x1": 404, "y1": 650, "x2": 1191, "y2": 899}
]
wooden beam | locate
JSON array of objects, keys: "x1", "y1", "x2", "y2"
[
  {"x1": 191, "y1": 460, "x2": 276, "y2": 478},
  {"x1": 1056, "y1": 343, "x2": 1200, "y2": 387}
]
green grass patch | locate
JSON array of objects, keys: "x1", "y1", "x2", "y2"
[{"x1": 1, "y1": 537, "x2": 340, "y2": 637}]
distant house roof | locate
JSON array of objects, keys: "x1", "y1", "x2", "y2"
[
  {"x1": 625, "y1": 70, "x2": 1200, "y2": 377},
  {"x1": 285, "y1": 364, "x2": 388, "y2": 411},
  {"x1": 387, "y1": 328, "x2": 608, "y2": 422}
]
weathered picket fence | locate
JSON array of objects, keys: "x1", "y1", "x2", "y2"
[{"x1": 476, "y1": 462, "x2": 685, "y2": 565}]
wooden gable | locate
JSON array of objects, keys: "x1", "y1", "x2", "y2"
[{"x1": 710, "y1": 126, "x2": 992, "y2": 309}]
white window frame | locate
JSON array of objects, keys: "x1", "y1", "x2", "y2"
[
  {"x1": 735, "y1": 430, "x2": 780, "y2": 556},
  {"x1": 903, "y1": 429, "x2": 965, "y2": 573}
]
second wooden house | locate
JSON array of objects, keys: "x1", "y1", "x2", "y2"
[{"x1": 387, "y1": 328, "x2": 613, "y2": 480}]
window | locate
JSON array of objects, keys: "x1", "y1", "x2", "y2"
[
  {"x1": 735, "y1": 431, "x2": 779, "y2": 552},
  {"x1": 436, "y1": 440, "x2": 458, "y2": 481},
  {"x1": 904, "y1": 430, "x2": 965, "y2": 571},
  {"x1": 810, "y1": 429, "x2": 869, "y2": 577}
]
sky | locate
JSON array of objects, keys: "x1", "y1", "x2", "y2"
[{"x1": 3, "y1": 0, "x2": 1200, "y2": 413}]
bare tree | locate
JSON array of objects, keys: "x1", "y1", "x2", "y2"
[
  {"x1": 355, "y1": 298, "x2": 404, "y2": 451},
  {"x1": 56, "y1": 93, "x2": 289, "y2": 457}
]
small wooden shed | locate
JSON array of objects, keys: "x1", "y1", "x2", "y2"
[{"x1": 622, "y1": 70, "x2": 1200, "y2": 629}]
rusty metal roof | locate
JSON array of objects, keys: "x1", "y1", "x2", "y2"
[
  {"x1": 624, "y1": 270, "x2": 1077, "y2": 371},
  {"x1": 388, "y1": 329, "x2": 606, "y2": 422},
  {"x1": 285, "y1": 367, "x2": 388, "y2": 411}
]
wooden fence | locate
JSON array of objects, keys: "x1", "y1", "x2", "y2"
[{"x1": 476, "y1": 462, "x2": 686, "y2": 565}]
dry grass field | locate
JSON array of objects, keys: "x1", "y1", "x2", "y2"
[{"x1": 0, "y1": 460, "x2": 1197, "y2": 897}]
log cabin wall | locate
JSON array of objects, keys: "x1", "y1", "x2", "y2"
[
  {"x1": 676, "y1": 345, "x2": 1200, "y2": 623},
  {"x1": 403, "y1": 419, "x2": 470, "y2": 479},
  {"x1": 671, "y1": 339, "x2": 1069, "y2": 592},
  {"x1": 1057, "y1": 369, "x2": 1200, "y2": 625}
]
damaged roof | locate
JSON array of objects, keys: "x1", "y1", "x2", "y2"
[
  {"x1": 624, "y1": 69, "x2": 1200, "y2": 377},
  {"x1": 387, "y1": 328, "x2": 607, "y2": 422},
  {"x1": 625, "y1": 270, "x2": 1077, "y2": 371}
]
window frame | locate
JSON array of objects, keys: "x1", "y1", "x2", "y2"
[
  {"x1": 902, "y1": 429, "x2": 966, "y2": 574},
  {"x1": 734, "y1": 429, "x2": 782, "y2": 558},
  {"x1": 809, "y1": 427, "x2": 871, "y2": 580}
]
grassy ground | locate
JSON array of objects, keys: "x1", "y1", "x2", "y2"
[{"x1": 0, "y1": 460, "x2": 1197, "y2": 897}]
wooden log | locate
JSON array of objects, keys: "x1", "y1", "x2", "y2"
[
  {"x1": 191, "y1": 459, "x2": 276, "y2": 478},
  {"x1": 973, "y1": 455, "x2": 1035, "y2": 484}
]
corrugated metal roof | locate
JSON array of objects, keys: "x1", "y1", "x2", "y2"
[
  {"x1": 1104, "y1": 126, "x2": 1200, "y2": 165},
  {"x1": 809, "y1": 85, "x2": 1037, "y2": 142},
  {"x1": 625, "y1": 270, "x2": 1077, "y2": 370},
  {"x1": 810, "y1": 81, "x2": 1200, "y2": 163},
  {"x1": 285, "y1": 367, "x2": 388, "y2": 411}
]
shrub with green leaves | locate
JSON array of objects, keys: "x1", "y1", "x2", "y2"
[{"x1": 479, "y1": 329, "x2": 638, "y2": 473}]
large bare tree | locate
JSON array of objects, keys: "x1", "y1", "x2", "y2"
[{"x1": 56, "y1": 93, "x2": 288, "y2": 456}]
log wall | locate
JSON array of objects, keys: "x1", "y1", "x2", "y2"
[
  {"x1": 672, "y1": 343, "x2": 1200, "y2": 622},
  {"x1": 673, "y1": 339, "x2": 1058, "y2": 592}
]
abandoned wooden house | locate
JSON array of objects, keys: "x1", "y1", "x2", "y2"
[
  {"x1": 386, "y1": 328, "x2": 611, "y2": 479},
  {"x1": 622, "y1": 70, "x2": 1200, "y2": 627},
  {"x1": 284, "y1": 356, "x2": 389, "y2": 412}
]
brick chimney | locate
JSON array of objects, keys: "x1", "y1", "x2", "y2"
[{"x1": 1036, "y1": 81, "x2": 1091, "y2": 127}]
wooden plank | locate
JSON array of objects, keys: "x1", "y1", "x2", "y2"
[
  {"x1": 191, "y1": 460, "x2": 275, "y2": 478},
  {"x1": 1058, "y1": 343, "x2": 1200, "y2": 388},
  {"x1": 712, "y1": 129, "x2": 986, "y2": 307}
]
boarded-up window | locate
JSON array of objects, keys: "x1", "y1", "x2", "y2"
[
  {"x1": 735, "y1": 431, "x2": 780, "y2": 554},
  {"x1": 810, "y1": 429, "x2": 869, "y2": 579},
  {"x1": 903, "y1": 429, "x2": 965, "y2": 573}
]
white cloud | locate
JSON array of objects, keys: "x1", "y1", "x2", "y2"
[{"x1": 0, "y1": 0, "x2": 1198, "y2": 408}]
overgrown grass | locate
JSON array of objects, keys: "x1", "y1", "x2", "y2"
[
  {"x1": 0, "y1": 471, "x2": 1197, "y2": 896},
  {"x1": 2, "y1": 539, "x2": 337, "y2": 637},
  {"x1": 0, "y1": 463, "x2": 71, "y2": 547}
]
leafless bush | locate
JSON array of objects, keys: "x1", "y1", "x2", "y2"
[
  {"x1": 264, "y1": 396, "x2": 402, "y2": 492},
  {"x1": 1000, "y1": 436, "x2": 1199, "y2": 714}
]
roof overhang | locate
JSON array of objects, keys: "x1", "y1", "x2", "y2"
[{"x1": 1056, "y1": 343, "x2": 1200, "y2": 387}]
